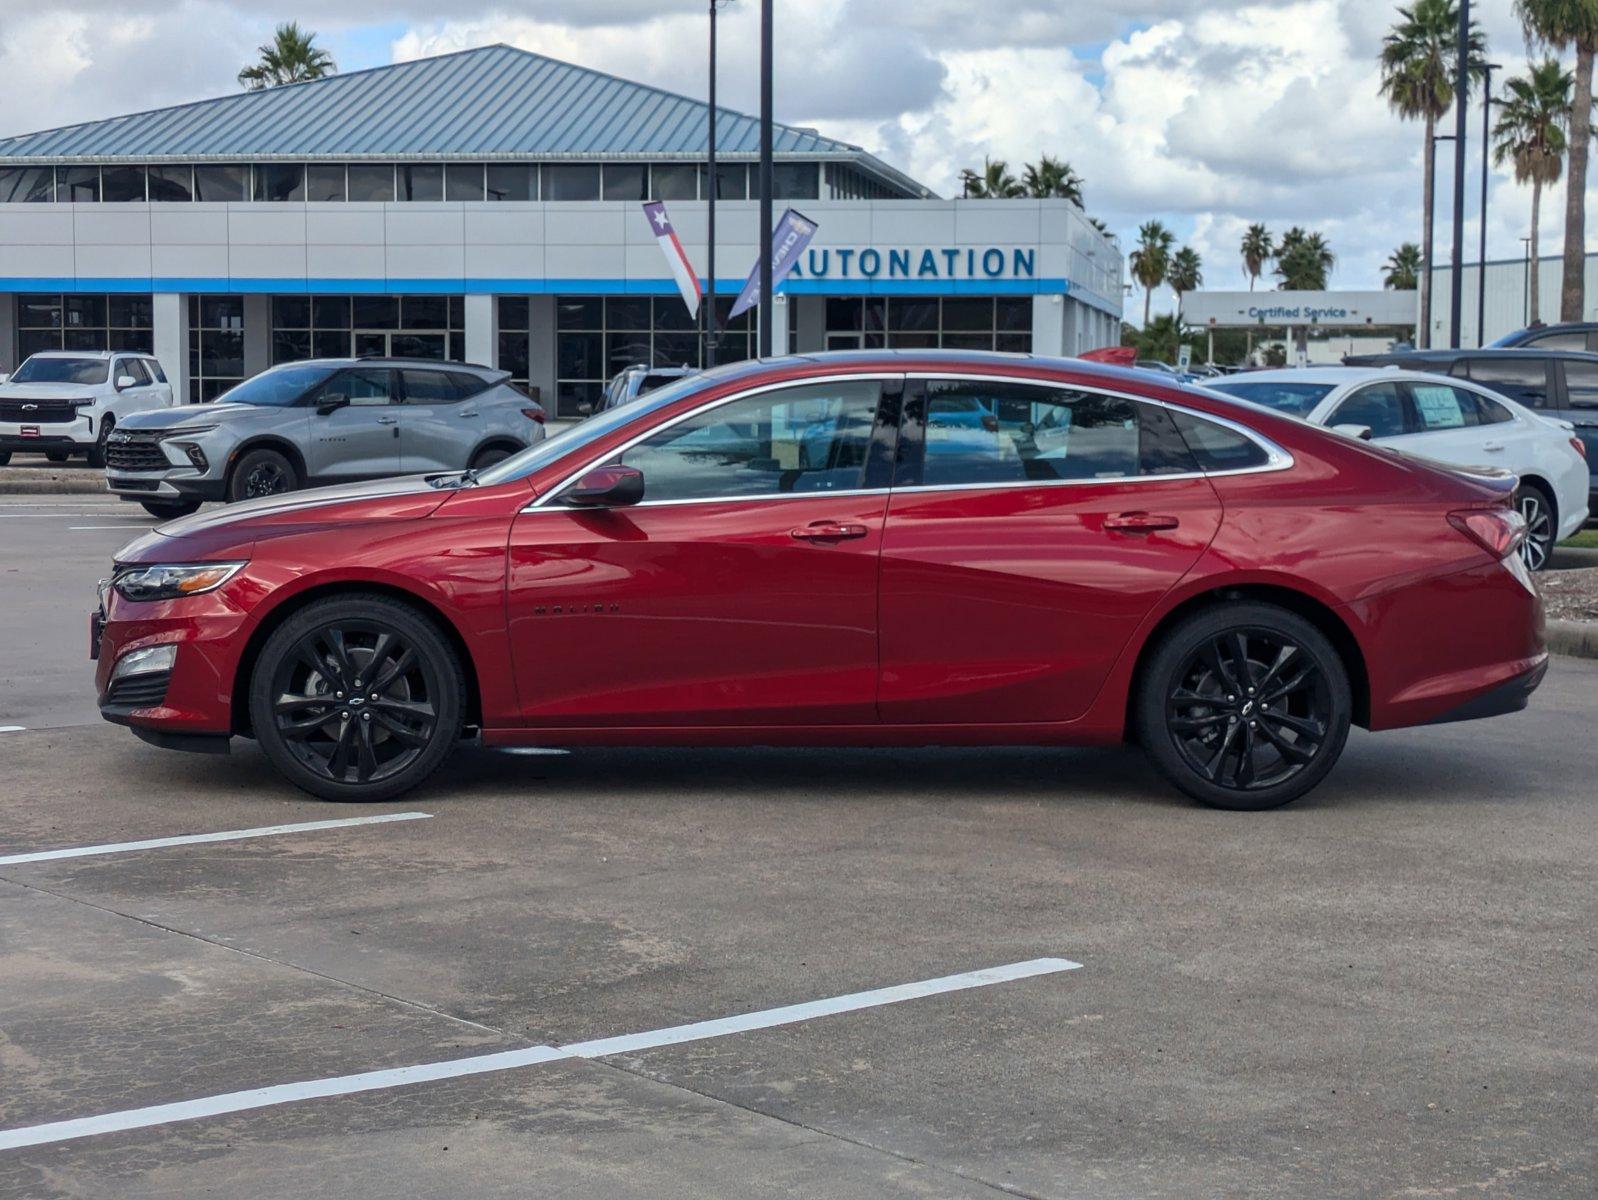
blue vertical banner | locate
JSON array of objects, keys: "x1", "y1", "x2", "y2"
[{"x1": 729, "y1": 209, "x2": 818, "y2": 320}]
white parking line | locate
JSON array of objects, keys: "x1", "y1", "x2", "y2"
[
  {"x1": 0, "y1": 957, "x2": 1081, "y2": 1151},
  {"x1": 0, "y1": 726, "x2": 24, "y2": 734},
  {"x1": 69, "y1": 525, "x2": 148, "y2": 530},
  {"x1": 0, "y1": 812, "x2": 433, "y2": 866}
]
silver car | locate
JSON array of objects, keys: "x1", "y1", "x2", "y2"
[{"x1": 105, "y1": 358, "x2": 546, "y2": 517}]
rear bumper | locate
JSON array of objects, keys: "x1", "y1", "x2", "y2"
[{"x1": 1423, "y1": 657, "x2": 1547, "y2": 725}]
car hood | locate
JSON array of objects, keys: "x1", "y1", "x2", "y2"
[
  {"x1": 0, "y1": 382, "x2": 100, "y2": 400},
  {"x1": 115, "y1": 475, "x2": 452, "y2": 564},
  {"x1": 120, "y1": 403, "x2": 257, "y2": 431}
]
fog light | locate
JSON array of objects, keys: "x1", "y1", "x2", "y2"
[
  {"x1": 111, "y1": 643, "x2": 176, "y2": 681},
  {"x1": 173, "y1": 442, "x2": 208, "y2": 471}
]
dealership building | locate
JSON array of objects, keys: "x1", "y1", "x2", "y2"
[{"x1": 0, "y1": 44, "x2": 1123, "y2": 414}]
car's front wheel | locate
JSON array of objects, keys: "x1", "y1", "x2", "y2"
[
  {"x1": 228, "y1": 448, "x2": 299, "y2": 503},
  {"x1": 140, "y1": 500, "x2": 201, "y2": 519},
  {"x1": 1135, "y1": 602, "x2": 1352, "y2": 811},
  {"x1": 249, "y1": 595, "x2": 465, "y2": 802},
  {"x1": 1515, "y1": 483, "x2": 1556, "y2": 572},
  {"x1": 88, "y1": 417, "x2": 113, "y2": 469},
  {"x1": 469, "y1": 445, "x2": 514, "y2": 471}
]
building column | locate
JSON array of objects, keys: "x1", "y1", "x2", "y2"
[
  {"x1": 1031, "y1": 294, "x2": 1067, "y2": 357},
  {"x1": 0, "y1": 294, "x2": 16, "y2": 375},
  {"x1": 152, "y1": 293, "x2": 190, "y2": 403},
  {"x1": 242, "y1": 295, "x2": 271, "y2": 379},
  {"x1": 464, "y1": 293, "x2": 498, "y2": 369},
  {"x1": 794, "y1": 295, "x2": 826, "y2": 353},
  {"x1": 527, "y1": 295, "x2": 556, "y2": 409}
]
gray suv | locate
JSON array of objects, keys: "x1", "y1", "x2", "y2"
[{"x1": 105, "y1": 358, "x2": 546, "y2": 517}]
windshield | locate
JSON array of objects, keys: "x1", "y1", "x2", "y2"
[
  {"x1": 11, "y1": 356, "x2": 108, "y2": 385},
  {"x1": 1207, "y1": 379, "x2": 1335, "y2": 417},
  {"x1": 473, "y1": 371, "x2": 723, "y2": 487},
  {"x1": 215, "y1": 364, "x2": 338, "y2": 407}
]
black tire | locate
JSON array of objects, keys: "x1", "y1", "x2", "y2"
[
  {"x1": 1134, "y1": 602, "x2": 1352, "y2": 811},
  {"x1": 45, "y1": 450, "x2": 70, "y2": 464},
  {"x1": 469, "y1": 445, "x2": 514, "y2": 471},
  {"x1": 1514, "y1": 482, "x2": 1556, "y2": 573},
  {"x1": 249, "y1": 595, "x2": 465, "y2": 802},
  {"x1": 0, "y1": 451, "x2": 10, "y2": 465},
  {"x1": 88, "y1": 417, "x2": 113, "y2": 469},
  {"x1": 140, "y1": 500, "x2": 201, "y2": 519},
  {"x1": 228, "y1": 447, "x2": 299, "y2": 503}
]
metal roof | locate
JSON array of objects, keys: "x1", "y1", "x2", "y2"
[{"x1": 0, "y1": 43, "x2": 926, "y2": 193}]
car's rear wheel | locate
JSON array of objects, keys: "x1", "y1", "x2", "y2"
[
  {"x1": 45, "y1": 451, "x2": 70, "y2": 463},
  {"x1": 140, "y1": 500, "x2": 201, "y2": 519},
  {"x1": 1135, "y1": 603, "x2": 1351, "y2": 811},
  {"x1": 0, "y1": 451, "x2": 10, "y2": 465},
  {"x1": 469, "y1": 445, "x2": 514, "y2": 471},
  {"x1": 228, "y1": 448, "x2": 298, "y2": 502},
  {"x1": 1515, "y1": 483, "x2": 1555, "y2": 572},
  {"x1": 249, "y1": 595, "x2": 465, "y2": 802},
  {"x1": 88, "y1": 417, "x2": 113, "y2": 469}
]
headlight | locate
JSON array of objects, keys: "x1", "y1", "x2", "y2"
[
  {"x1": 160, "y1": 425, "x2": 218, "y2": 438},
  {"x1": 111, "y1": 643, "x2": 176, "y2": 681},
  {"x1": 112, "y1": 562, "x2": 245, "y2": 602},
  {"x1": 66, "y1": 396, "x2": 99, "y2": 407}
]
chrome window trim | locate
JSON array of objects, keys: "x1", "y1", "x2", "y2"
[{"x1": 519, "y1": 369, "x2": 1294, "y2": 513}]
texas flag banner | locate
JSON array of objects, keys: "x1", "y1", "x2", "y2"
[
  {"x1": 642, "y1": 201, "x2": 701, "y2": 318},
  {"x1": 729, "y1": 209, "x2": 819, "y2": 319}
]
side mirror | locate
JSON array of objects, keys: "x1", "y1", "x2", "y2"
[
  {"x1": 0, "y1": 373, "x2": 10, "y2": 385},
  {"x1": 115, "y1": 375, "x2": 137, "y2": 391},
  {"x1": 315, "y1": 394, "x2": 350, "y2": 416},
  {"x1": 562, "y1": 464, "x2": 644, "y2": 508},
  {"x1": 1331, "y1": 423, "x2": 1374, "y2": 441},
  {"x1": 576, "y1": 402, "x2": 594, "y2": 417}
]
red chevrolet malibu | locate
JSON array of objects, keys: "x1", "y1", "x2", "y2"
[{"x1": 93, "y1": 351, "x2": 1545, "y2": 811}]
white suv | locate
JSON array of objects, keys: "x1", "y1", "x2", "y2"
[{"x1": 0, "y1": 350, "x2": 176, "y2": 468}]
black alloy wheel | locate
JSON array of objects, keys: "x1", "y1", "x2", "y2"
[
  {"x1": 1136, "y1": 603, "x2": 1351, "y2": 811},
  {"x1": 249, "y1": 596, "x2": 464, "y2": 802},
  {"x1": 88, "y1": 418, "x2": 113, "y2": 469},
  {"x1": 1515, "y1": 486, "x2": 1555, "y2": 572},
  {"x1": 228, "y1": 447, "x2": 299, "y2": 503}
]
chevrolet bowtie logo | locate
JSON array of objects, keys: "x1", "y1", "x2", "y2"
[{"x1": 21, "y1": 403, "x2": 37, "y2": 411}]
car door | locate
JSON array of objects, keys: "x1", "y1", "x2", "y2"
[
  {"x1": 107, "y1": 357, "x2": 158, "y2": 421},
  {"x1": 1397, "y1": 379, "x2": 1498, "y2": 465},
  {"x1": 506, "y1": 376, "x2": 893, "y2": 728},
  {"x1": 1556, "y1": 360, "x2": 1598, "y2": 492},
  {"x1": 396, "y1": 368, "x2": 479, "y2": 473},
  {"x1": 304, "y1": 367, "x2": 402, "y2": 481},
  {"x1": 876, "y1": 376, "x2": 1225, "y2": 725}
]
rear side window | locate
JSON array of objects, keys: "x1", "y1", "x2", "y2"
[
  {"x1": 1562, "y1": 360, "x2": 1598, "y2": 410},
  {"x1": 1463, "y1": 358, "x2": 1551, "y2": 408},
  {"x1": 447, "y1": 371, "x2": 489, "y2": 398},
  {"x1": 919, "y1": 381, "x2": 1142, "y2": 486},
  {"x1": 1406, "y1": 382, "x2": 1477, "y2": 430},
  {"x1": 400, "y1": 370, "x2": 462, "y2": 403},
  {"x1": 1524, "y1": 330, "x2": 1589, "y2": 351},
  {"x1": 1167, "y1": 409, "x2": 1271, "y2": 472}
]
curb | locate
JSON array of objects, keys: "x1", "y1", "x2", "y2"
[
  {"x1": 0, "y1": 477, "x2": 108, "y2": 495},
  {"x1": 1547, "y1": 619, "x2": 1598, "y2": 660}
]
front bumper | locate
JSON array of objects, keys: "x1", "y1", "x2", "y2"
[
  {"x1": 107, "y1": 472, "x2": 226, "y2": 503},
  {"x1": 0, "y1": 414, "x2": 94, "y2": 452}
]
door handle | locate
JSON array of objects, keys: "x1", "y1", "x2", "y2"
[
  {"x1": 376, "y1": 416, "x2": 398, "y2": 425},
  {"x1": 1481, "y1": 442, "x2": 1506, "y2": 452},
  {"x1": 1104, "y1": 511, "x2": 1180, "y2": 533},
  {"x1": 458, "y1": 410, "x2": 479, "y2": 418},
  {"x1": 791, "y1": 521, "x2": 869, "y2": 541}
]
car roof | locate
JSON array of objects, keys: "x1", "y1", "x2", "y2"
[
  {"x1": 1213, "y1": 366, "x2": 1399, "y2": 385},
  {"x1": 274, "y1": 357, "x2": 502, "y2": 374},
  {"x1": 26, "y1": 349, "x2": 145, "y2": 360},
  {"x1": 1364, "y1": 346, "x2": 1598, "y2": 363}
]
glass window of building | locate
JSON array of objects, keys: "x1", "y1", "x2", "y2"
[
  {"x1": 772, "y1": 162, "x2": 820, "y2": 199},
  {"x1": 700, "y1": 162, "x2": 748, "y2": 199},
  {"x1": 306, "y1": 164, "x2": 347, "y2": 202},
  {"x1": 825, "y1": 297, "x2": 1031, "y2": 354},
  {"x1": 271, "y1": 293, "x2": 465, "y2": 366},
  {"x1": 398, "y1": 163, "x2": 444, "y2": 201},
  {"x1": 147, "y1": 165, "x2": 194, "y2": 202},
  {"x1": 445, "y1": 164, "x2": 485, "y2": 201},
  {"x1": 601, "y1": 163, "x2": 648, "y2": 201},
  {"x1": 542, "y1": 164, "x2": 601, "y2": 201},
  {"x1": 15, "y1": 293, "x2": 154, "y2": 361},
  {"x1": 650, "y1": 163, "x2": 697, "y2": 200},
  {"x1": 255, "y1": 164, "x2": 305, "y2": 202},
  {"x1": 187, "y1": 296, "x2": 245, "y2": 402},
  {"x1": 347, "y1": 164, "x2": 395, "y2": 202},
  {"x1": 486, "y1": 163, "x2": 533, "y2": 201},
  {"x1": 194, "y1": 164, "x2": 248, "y2": 202},
  {"x1": 0, "y1": 166, "x2": 54, "y2": 203},
  {"x1": 57, "y1": 167, "x2": 100, "y2": 203},
  {"x1": 101, "y1": 166, "x2": 147, "y2": 202}
]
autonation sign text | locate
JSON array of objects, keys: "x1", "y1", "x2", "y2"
[{"x1": 790, "y1": 247, "x2": 1037, "y2": 280}]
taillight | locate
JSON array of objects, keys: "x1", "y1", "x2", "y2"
[
  {"x1": 1571, "y1": 436, "x2": 1587, "y2": 459},
  {"x1": 521, "y1": 405, "x2": 546, "y2": 425},
  {"x1": 1448, "y1": 507, "x2": 1527, "y2": 559}
]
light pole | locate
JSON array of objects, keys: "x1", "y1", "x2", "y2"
[
  {"x1": 1478, "y1": 61, "x2": 1501, "y2": 346},
  {"x1": 757, "y1": 0, "x2": 774, "y2": 358},
  {"x1": 1428, "y1": 133, "x2": 1457, "y2": 349},
  {"x1": 1521, "y1": 234, "x2": 1532, "y2": 325},
  {"x1": 1447, "y1": 0, "x2": 1470, "y2": 349},
  {"x1": 704, "y1": 0, "x2": 734, "y2": 368}
]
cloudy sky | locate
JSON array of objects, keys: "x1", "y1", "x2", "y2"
[{"x1": 0, "y1": 0, "x2": 1570, "y2": 319}]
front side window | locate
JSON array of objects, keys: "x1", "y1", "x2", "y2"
[
  {"x1": 609, "y1": 380, "x2": 881, "y2": 503},
  {"x1": 218, "y1": 363, "x2": 337, "y2": 407},
  {"x1": 1463, "y1": 357, "x2": 1551, "y2": 408},
  {"x1": 12, "y1": 356, "x2": 109, "y2": 385},
  {"x1": 330, "y1": 369, "x2": 398, "y2": 406},
  {"x1": 1329, "y1": 382, "x2": 1411, "y2": 438},
  {"x1": 918, "y1": 381, "x2": 1143, "y2": 486},
  {"x1": 116, "y1": 359, "x2": 152, "y2": 386}
]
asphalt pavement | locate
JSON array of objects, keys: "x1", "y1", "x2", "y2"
[{"x1": 0, "y1": 494, "x2": 1594, "y2": 1198}]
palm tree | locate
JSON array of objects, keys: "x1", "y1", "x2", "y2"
[
  {"x1": 1240, "y1": 223, "x2": 1274, "y2": 291},
  {"x1": 1167, "y1": 246, "x2": 1203, "y2": 319},
  {"x1": 1383, "y1": 242, "x2": 1425, "y2": 289},
  {"x1": 1128, "y1": 221, "x2": 1175, "y2": 327},
  {"x1": 238, "y1": 22, "x2": 337, "y2": 90},
  {"x1": 1021, "y1": 155, "x2": 1085, "y2": 204},
  {"x1": 1493, "y1": 58, "x2": 1572, "y2": 325},
  {"x1": 959, "y1": 158, "x2": 1024, "y2": 198},
  {"x1": 1379, "y1": 0, "x2": 1485, "y2": 346},
  {"x1": 1276, "y1": 231, "x2": 1336, "y2": 290},
  {"x1": 1514, "y1": 2, "x2": 1598, "y2": 322},
  {"x1": 1086, "y1": 216, "x2": 1111, "y2": 236}
]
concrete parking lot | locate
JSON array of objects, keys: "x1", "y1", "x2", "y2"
[{"x1": 1, "y1": 494, "x2": 1595, "y2": 1198}]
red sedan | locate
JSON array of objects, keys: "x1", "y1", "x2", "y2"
[{"x1": 93, "y1": 352, "x2": 1545, "y2": 811}]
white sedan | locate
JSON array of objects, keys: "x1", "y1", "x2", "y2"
[{"x1": 1206, "y1": 366, "x2": 1589, "y2": 571}]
